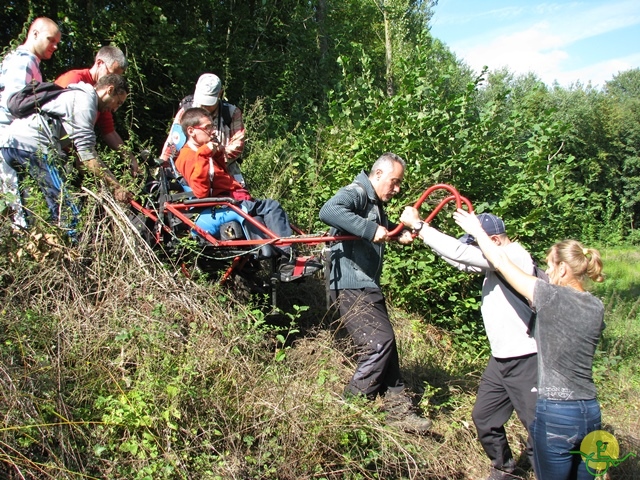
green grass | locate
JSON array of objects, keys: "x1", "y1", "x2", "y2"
[
  {"x1": 1, "y1": 208, "x2": 638, "y2": 479},
  {"x1": 589, "y1": 247, "x2": 640, "y2": 479},
  {"x1": 596, "y1": 247, "x2": 640, "y2": 298},
  {"x1": 592, "y1": 246, "x2": 640, "y2": 378}
]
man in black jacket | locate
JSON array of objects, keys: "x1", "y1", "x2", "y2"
[{"x1": 319, "y1": 152, "x2": 432, "y2": 434}]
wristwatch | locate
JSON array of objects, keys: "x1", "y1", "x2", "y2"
[{"x1": 412, "y1": 221, "x2": 425, "y2": 234}]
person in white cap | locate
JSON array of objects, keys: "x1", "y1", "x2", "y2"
[
  {"x1": 159, "y1": 73, "x2": 245, "y2": 186},
  {"x1": 401, "y1": 207, "x2": 538, "y2": 480}
]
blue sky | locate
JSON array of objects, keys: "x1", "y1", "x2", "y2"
[{"x1": 429, "y1": 0, "x2": 640, "y2": 88}]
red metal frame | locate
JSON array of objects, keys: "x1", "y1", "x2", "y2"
[{"x1": 130, "y1": 183, "x2": 473, "y2": 250}]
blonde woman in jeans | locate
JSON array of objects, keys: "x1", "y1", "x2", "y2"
[{"x1": 454, "y1": 209, "x2": 605, "y2": 480}]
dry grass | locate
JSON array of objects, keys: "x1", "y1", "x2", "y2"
[{"x1": 0, "y1": 195, "x2": 638, "y2": 479}]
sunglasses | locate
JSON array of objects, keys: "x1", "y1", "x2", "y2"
[{"x1": 193, "y1": 124, "x2": 215, "y2": 134}]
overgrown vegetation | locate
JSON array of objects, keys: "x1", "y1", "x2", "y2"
[
  {"x1": 1, "y1": 195, "x2": 638, "y2": 479},
  {"x1": 1, "y1": 0, "x2": 639, "y2": 477},
  {"x1": 2, "y1": 2, "x2": 639, "y2": 254},
  {"x1": 0, "y1": 200, "x2": 493, "y2": 479}
]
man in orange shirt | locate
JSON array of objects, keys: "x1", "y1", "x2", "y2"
[
  {"x1": 175, "y1": 107, "x2": 322, "y2": 280},
  {"x1": 55, "y1": 45, "x2": 138, "y2": 175}
]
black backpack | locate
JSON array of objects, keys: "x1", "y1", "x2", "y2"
[
  {"x1": 7, "y1": 81, "x2": 66, "y2": 119},
  {"x1": 178, "y1": 94, "x2": 233, "y2": 128},
  {"x1": 327, "y1": 181, "x2": 369, "y2": 239}
]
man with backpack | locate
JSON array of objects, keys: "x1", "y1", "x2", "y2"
[
  {"x1": 0, "y1": 74, "x2": 133, "y2": 231},
  {"x1": 55, "y1": 45, "x2": 138, "y2": 176},
  {"x1": 319, "y1": 153, "x2": 433, "y2": 434},
  {"x1": 400, "y1": 207, "x2": 538, "y2": 479},
  {"x1": 159, "y1": 73, "x2": 246, "y2": 186},
  {"x1": 0, "y1": 17, "x2": 62, "y2": 227}
]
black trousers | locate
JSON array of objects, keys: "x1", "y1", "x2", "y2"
[
  {"x1": 472, "y1": 353, "x2": 538, "y2": 470},
  {"x1": 332, "y1": 288, "x2": 403, "y2": 399}
]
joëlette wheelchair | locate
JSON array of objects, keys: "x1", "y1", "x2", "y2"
[{"x1": 129, "y1": 144, "x2": 472, "y2": 310}]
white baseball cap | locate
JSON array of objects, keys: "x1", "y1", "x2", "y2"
[{"x1": 193, "y1": 73, "x2": 222, "y2": 107}]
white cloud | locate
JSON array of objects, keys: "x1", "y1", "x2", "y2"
[
  {"x1": 456, "y1": 22, "x2": 569, "y2": 78},
  {"x1": 441, "y1": 1, "x2": 640, "y2": 87},
  {"x1": 552, "y1": 53, "x2": 640, "y2": 87},
  {"x1": 562, "y1": 1, "x2": 640, "y2": 41}
]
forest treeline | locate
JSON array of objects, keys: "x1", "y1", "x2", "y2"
[
  {"x1": 1, "y1": 2, "x2": 639, "y2": 478},
  {"x1": 3, "y1": 0, "x2": 639, "y2": 330}
]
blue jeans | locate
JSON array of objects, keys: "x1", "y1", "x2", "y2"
[
  {"x1": 531, "y1": 398, "x2": 601, "y2": 480},
  {"x1": 1, "y1": 147, "x2": 79, "y2": 230},
  {"x1": 241, "y1": 198, "x2": 292, "y2": 238}
]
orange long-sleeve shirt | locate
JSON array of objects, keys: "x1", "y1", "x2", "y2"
[{"x1": 175, "y1": 142, "x2": 243, "y2": 198}]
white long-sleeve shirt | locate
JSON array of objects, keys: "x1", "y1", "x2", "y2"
[{"x1": 419, "y1": 226, "x2": 537, "y2": 358}]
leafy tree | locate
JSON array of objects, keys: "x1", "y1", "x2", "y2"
[
  {"x1": 605, "y1": 69, "x2": 640, "y2": 237},
  {"x1": 2, "y1": 0, "x2": 640, "y2": 338}
]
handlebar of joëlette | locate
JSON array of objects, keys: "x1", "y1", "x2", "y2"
[{"x1": 325, "y1": 183, "x2": 473, "y2": 242}]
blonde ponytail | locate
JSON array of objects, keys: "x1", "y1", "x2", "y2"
[
  {"x1": 583, "y1": 247, "x2": 604, "y2": 283},
  {"x1": 548, "y1": 240, "x2": 604, "y2": 285}
]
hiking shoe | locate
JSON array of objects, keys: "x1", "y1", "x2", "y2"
[
  {"x1": 278, "y1": 255, "x2": 323, "y2": 282},
  {"x1": 386, "y1": 410, "x2": 433, "y2": 434},
  {"x1": 382, "y1": 390, "x2": 432, "y2": 435},
  {"x1": 485, "y1": 459, "x2": 518, "y2": 480}
]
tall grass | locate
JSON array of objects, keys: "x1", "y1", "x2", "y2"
[
  {"x1": 592, "y1": 247, "x2": 640, "y2": 389},
  {"x1": 0, "y1": 199, "x2": 638, "y2": 479},
  {"x1": 588, "y1": 247, "x2": 640, "y2": 479}
]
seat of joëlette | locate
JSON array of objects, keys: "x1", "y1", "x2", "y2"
[{"x1": 164, "y1": 156, "x2": 279, "y2": 258}]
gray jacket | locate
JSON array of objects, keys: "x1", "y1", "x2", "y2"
[
  {"x1": 1, "y1": 82, "x2": 99, "y2": 162},
  {"x1": 319, "y1": 171, "x2": 398, "y2": 291}
]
